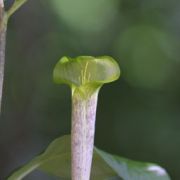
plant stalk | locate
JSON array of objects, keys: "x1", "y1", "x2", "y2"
[
  {"x1": 0, "y1": 2, "x2": 7, "y2": 112},
  {"x1": 71, "y1": 90, "x2": 98, "y2": 180}
]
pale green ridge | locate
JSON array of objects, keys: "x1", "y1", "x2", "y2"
[{"x1": 6, "y1": 0, "x2": 27, "y2": 19}]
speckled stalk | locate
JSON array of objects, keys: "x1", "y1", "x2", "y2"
[
  {"x1": 53, "y1": 55, "x2": 120, "y2": 179},
  {"x1": 0, "y1": 3, "x2": 6, "y2": 112},
  {"x1": 71, "y1": 90, "x2": 98, "y2": 180}
]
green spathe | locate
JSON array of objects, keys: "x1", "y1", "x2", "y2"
[{"x1": 53, "y1": 56, "x2": 120, "y2": 88}]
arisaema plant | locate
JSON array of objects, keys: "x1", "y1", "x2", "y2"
[{"x1": 8, "y1": 56, "x2": 171, "y2": 180}]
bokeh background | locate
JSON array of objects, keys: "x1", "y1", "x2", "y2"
[{"x1": 1, "y1": 0, "x2": 180, "y2": 179}]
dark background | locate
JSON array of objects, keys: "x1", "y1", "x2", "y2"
[{"x1": 1, "y1": 0, "x2": 180, "y2": 179}]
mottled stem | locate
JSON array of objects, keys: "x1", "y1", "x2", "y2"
[
  {"x1": 71, "y1": 90, "x2": 98, "y2": 180},
  {"x1": 0, "y1": 0, "x2": 3, "y2": 9},
  {"x1": 0, "y1": 2, "x2": 6, "y2": 112}
]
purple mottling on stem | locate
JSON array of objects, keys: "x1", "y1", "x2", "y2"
[
  {"x1": 71, "y1": 91, "x2": 98, "y2": 180},
  {"x1": 0, "y1": 9, "x2": 6, "y2": 112},
  {"x1": 0, "y1": 0, "x2": 4, "y2": 8}
]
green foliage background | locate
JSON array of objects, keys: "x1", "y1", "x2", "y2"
[{"x1": 1, "y1": 0, "x2": 180, "y2": 179}]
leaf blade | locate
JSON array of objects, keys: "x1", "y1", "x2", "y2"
[
  {"x1": 95, "y1": 148, "x2": 171, "y2": 180},
  {"x1": 8, "y1": 135, "x2": 171, "y2": 180}
]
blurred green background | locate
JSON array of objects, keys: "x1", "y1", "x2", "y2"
[{"x1": 1, "y1": 0, "x2": 180, "y2": 179}]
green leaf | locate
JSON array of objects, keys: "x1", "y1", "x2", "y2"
[
  {"x1": 95, "y1": 148, "x2": 171, "y2": 180},
  {"x1": 50, "y1": 0, "x2": 120, "y2": 33},
  {"x1": 8, "y1": 135, "x2": 118, "y2": 180},
  {"x1": 115, "y1": 25, "x2": 175, "y2": 89},
  {"x1": 8, "y1": 135, "x2": 170, "y2": 180}
]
